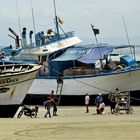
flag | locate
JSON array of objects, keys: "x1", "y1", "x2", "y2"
[
  {"x1": 58, "y1": 18, "x2": 64, "y2": 24},
  {"x1": 93, "y1": 28, "x2": 99, "y2": 35},
  {"x1": 91, "y1": 24, "x2": 99, "y2": 36}
]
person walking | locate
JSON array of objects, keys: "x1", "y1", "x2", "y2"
[
  {"x1": 50, "y1": 90, "x2": 58, "y2": 116},
  {"x1": 44, "y1": 95, "x2": 54, "y2": 118},
  {"x1": 85, "y1": 93, "x2": 90, "y2": 113}
]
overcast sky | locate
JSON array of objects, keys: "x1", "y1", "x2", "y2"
[{"x1": 0, "y1": 0, "x2": 140, "y2": 47}]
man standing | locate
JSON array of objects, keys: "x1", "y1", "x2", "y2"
[
  {"x1": 108, "y1": 93, "x2": 116, "y2": 114},
  {"x1": 85, "y1": 93, "x2": 90, "y2": 113}
]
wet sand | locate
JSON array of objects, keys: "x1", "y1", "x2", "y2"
[{"x1": 0, "y1": 106, "x2": 140, "y2": 140}]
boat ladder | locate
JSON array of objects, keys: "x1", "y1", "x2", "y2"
[{"x1": 56, "y1": 82, "x2": 63, "y2": 105}]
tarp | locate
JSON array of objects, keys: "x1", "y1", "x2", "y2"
[
  {"x1": 51, "y1": 47, "x2": 90, "y2": 61},
  {"x1": 51, "y1": 45, "x2": 113, "y2": 64},
  {"x1": 78, "y1": 46, "x2": 113, "y2": 64}
]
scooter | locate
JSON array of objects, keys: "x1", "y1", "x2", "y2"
[{"x1": 17, "y1": 105, "x2": 39, "y2": 118}]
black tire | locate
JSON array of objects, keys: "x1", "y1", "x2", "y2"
[
  {"x1": 17, "y1": 110, "x2": 23, "y2": 118},
  {"x1": 30, "y1": 111, "x2": 37, "y2": 118}
]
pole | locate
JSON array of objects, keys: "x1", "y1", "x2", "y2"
[
  {"x1": 90, "y1": 24, "x2": 103, "y2": 70},
  {"x1": 122, "y1": 16, "x2": 133, "y2": 57},
  {"x1": 91, "y1": 24, "x2": 99, "y2": 45},
  {"x1": 122, "y1": 16, "x2": 130, "y2": 46},
  {"x1": 53, "y1": 0, "x2": 59, "y2": 35},
  {"x1": 16, "y1": 0, "x2": 22, "y2": 39},
  {"x1": 31, "y1": 0, "x2": 36, "y2": 40}
]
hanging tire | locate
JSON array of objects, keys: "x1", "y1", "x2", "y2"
[{"x1": 17, "y1": 110, "x2": 23, "y2": 118}]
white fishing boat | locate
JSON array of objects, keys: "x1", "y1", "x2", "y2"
[
  {"x1": 1, "y1": 0, "x2": 140, "y2": 105},
  {"x1": 24, "y1": 44, "x2": 140, "y2": 97},
  {"x1": 0, "y1": 63, "x2": 41, "y2": 117}
]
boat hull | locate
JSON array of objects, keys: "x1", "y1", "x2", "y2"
[
  {"x1": 0, "y1": 64, "x2": 41, "y2": 117},
  {"x1": 0, "y1": 105, "x2": 19, "y2": 118},
  {"x1": 28, "y1": 69, "x2": 140, "y2": 96}
]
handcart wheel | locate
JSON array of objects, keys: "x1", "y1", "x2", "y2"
[{"x1": 128, "y1": 106, "x2": 134, "y2": 114}]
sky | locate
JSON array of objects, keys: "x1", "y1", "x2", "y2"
[{"x1": 0, "y1": 0, "x2": 140, "y2": 47}]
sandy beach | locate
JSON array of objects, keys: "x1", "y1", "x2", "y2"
[{"x1": 0, "y1": 106, "x2": 140, "y2": 140}]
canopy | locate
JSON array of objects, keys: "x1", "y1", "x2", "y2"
[
  {"x1": 51, "y1": 45, "x2": 113, "y2": 64},
  {"x1": 51, "y1": 47, "x2": 90, "y2": 61},
  {"x1": 78, "y1": 46, "x2": 113, "y2": 64}
]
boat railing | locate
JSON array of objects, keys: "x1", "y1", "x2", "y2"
[
  {"x1": 62, "y1": 61, "x2": 140, "y2": 77},
  {"x1": 63, "y1": 67, "x2": 100, "y2": 76},
  {"x1": 0, "y1": 64, "x2": 33, "y2": 74},
  {"x1": 22, "y1": 31, "x2": 75, "y2": 48},
  {"x1": 45, "y1": 31, "x2": 75, "y2": 43}
]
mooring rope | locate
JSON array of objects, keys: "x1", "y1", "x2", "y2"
[
  {"x1": 130, "y1": 97, "x2": 140, "y2": 101},
  {"x1": 48, "y1": 67, "x2": 112, "y2": 93}
]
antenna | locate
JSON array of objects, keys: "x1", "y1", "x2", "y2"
[
  {"x1": 122, "y1": 16, "x2": 133, "y2": 57},
  {"x1": 16, "y1": 0, "x2": 22, "y2": 38},
  {"x1": 53, "y1": 0, "x2": 59, "y2": 35}
]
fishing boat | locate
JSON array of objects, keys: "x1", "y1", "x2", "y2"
[
  {"x1": 22, "y1": 44, "x2": 139, "y2": 98},
  {"x1": 8, "y1": 42, "x2": 140, "y2": 101},
  {"x1": 0, "y1": 63, "x2": 41, "y2": 117},
  {"x1": 1, "y1": 0, "x2": 140, "y2": 105}
]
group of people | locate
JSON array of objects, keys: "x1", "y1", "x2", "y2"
[
  {"x1": 44, "y1": 90, "x2": 58, "y2": 118},
  {"x1": 85, "y1": 93, "x2": 105, "y2": 115},
  {"x1": 85, "y1": 88, "x2": 122, "y2": 115}
]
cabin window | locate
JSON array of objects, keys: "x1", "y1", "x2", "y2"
[
  {"x1": 38, "y1": 56, "x2": 41, "y2": 62},
  {"x1": 41, "y1": 56, "x2": 47, "y2": 62}
]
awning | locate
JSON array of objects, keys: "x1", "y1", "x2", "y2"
[
  {"x1": 50, "y1": 45, "x2": 113, "y2": 64},
  {"x1": 51, "y1": 47, "x2": 90, "y2": 61},
  {"x1": 78, "y1": 46, "x2": 113, "y2": 64}
]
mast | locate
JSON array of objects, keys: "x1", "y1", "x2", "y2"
[
  {"x1": 31, "y1": 0, "x2": 36, "y2": 36},
  {"x1": 122, "y1": 16, "x2": 130, "y2": 46},
  {"x1": 122, "y1": 16, "x2": 134, "y2": 58},
  {"x1": 16, "y1": 0, "x2": 22, "y2": 38},
  {"x1": 91, "y1": 24, "x2": 103, "y2": 70},
  {"x1": 91, "y1": 24, "x2": 99, "y2": 46},
  {"x1": 53, "y1": 0, "x2": 59, "y2": 35}
]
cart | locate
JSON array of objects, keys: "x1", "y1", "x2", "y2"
[{"x1": 115, "y1": 91, "x2": 134, "y2": 114}]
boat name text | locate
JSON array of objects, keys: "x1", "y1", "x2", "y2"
[{"x1": 0, "y1": 77, "x2": 19, "y2": 85}]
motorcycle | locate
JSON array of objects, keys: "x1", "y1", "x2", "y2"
[{"x1": 17, "y1": 105, "x2": 39, "y2": 118}]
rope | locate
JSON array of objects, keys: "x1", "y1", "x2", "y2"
[
  {"x1": 49, "y1": 66, "x2": 112, "y2": 93},
  {"x1": 130, "y1": 97, "x2": 140, "y2": 101}
]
